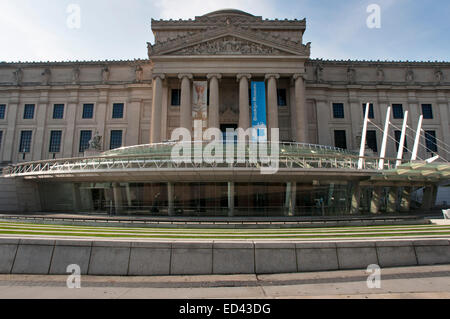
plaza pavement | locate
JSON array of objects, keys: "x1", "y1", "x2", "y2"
[{"x1": 0, "y1": 265, "x2": 448, "y2": 299}]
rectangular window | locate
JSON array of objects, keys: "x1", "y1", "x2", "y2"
[
  {"x1": 277, "y1": 89, "x2": 287, "y2": 107},
  {"x1": 79, "y1": 130, "x2": 92, "y2": 153},
  {"x1": 421, "y1": 104, "x2": 433, "y2": 119},
  {"x1": 367, "y1": 130, "x2": 378, "y2": 153},
  {"x1": 19, "y1": 130, "x2": 32, "y2": 153},
  {"x1": 394, "y1": 130, "x2": 408, "y2": 153},
  {"x1": 0, "y1": 131, "x2": 3, "y2": 150},
  {"x1": 110, "y1": 130, "x2": 123, "y2": 150},
  {"x1": 82, "y1": 104, "x2": 94, "y2": 119},
  {"x1": 332, "y1": 103, "x2": 345, "y2": 119},
  {"x1": 334, "y1": 130, "x2": 347, "y2": 149},
  {"x1": 112, "y1": 103, "x2": 124, "y2": 119},
  {"x1": 0, "y1": 105, "x2": 6, "y2": 119},
  {"x1": 425, "y1": 130, "x2": 438, "y2": 153},
  {"x1": 362, "y1": 103, "x2": 374, "y2": 119},
  {"x1": 49, "y1": 130, "x2": 62, "y2": 153},
  {"x1": 392, "y1": 104, "x2": 404, "y2": 119},
  {"x1": 171, "y1": 89, "x2": 181, "y2": 106},
  {"x1": 23, "y1": 104, "x2": 35, "y2": 119},
  {"x1": 52, "y1": 104, "x2": 64, "y2": 119}
]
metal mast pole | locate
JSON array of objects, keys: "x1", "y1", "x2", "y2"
[
  {"x1": 358, "y1": 103, "x2": 370, "y2": 169},
  {"x1": 411, "y1": 115, "x2": 423, "y2": 161},
  {"x1": 396, "y1": 111, "x2": 409, "y2": 167},
  {"x1": 378, "y1": 106, "x2": 391, "y2": 170}
]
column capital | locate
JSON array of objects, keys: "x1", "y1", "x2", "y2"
[
  {"x1": 178, "y1": 73, "x2": 193, "y2": 80},
  {"x1": 265, "y1": 73, "x2": 280, "y2": 80},
  {"x1": 152, "y1": 73, "x2": 165, "y2": 80},
  {"x1": 236, "y1": 74, "x2": 252, "y2": 82},
  {"x1": 207, "y1": 73, "x2": 222, "y2": 80},
  {"x1": 293, "y1": 73, "x2": 306, "y2": 81}
]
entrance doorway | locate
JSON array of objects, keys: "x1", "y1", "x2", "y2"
[{"x1": 220, "y1": 124, "x2": 238, "y2": 143}]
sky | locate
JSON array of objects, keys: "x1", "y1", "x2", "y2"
[{"x1": 0, "y1": 0, "x2": 449, "y2": 62}]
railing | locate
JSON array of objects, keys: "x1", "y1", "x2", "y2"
[{"x1": 2, "y1": 142, "x2": 403, "y2": 178}]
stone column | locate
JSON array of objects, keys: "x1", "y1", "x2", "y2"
[
  {"x1": 168, "y1": 182, "x2": 174, "y2": 216},
  {"x1": 350, "y1": 182, "x2": 361, "y2": 215},
  {"x1": 285, "y1": 182, "x2": 296, "y2": 217},
  {"x1": 289, "y1": 81, "x2": 297, "y2": 142},
  {"x1": 63, "y1": 90, "x2": 78, "y2": 158},
  {"x1": 3, "y1": 93, "x2": 19, "y2": 162},
  {"x1": 127, "y1": 97, "x2": 142, "y2": 146},
  {"x1": 293, "y1": 74, "x2": 309, "y2": 143},
  {"x1": 112, "y1": 183, "x2": 123, "y2": 215},
  {"x1": 437, "y1": 94, "x2": 450, "y2": 159},
  {"x1": 422, "y1": 185, "x2": 437, "y2": 211},
  {"x1": 265, "y1": 74, "x2": 280, "y2": 137},
  {"x1": 316, "y1": 99, "x2": 332, "y2": 146},
  {"x1": 96, "y1": 89, "x2": 108, "y2": 151},
  {"x1": 179, "y1": 74, "x2": 193, "y2": 135},
  {"x1": 387, "y1": 187, "x2": 398, "y2": 213},
  {"x1": 400, "y1": 187, "x2": 412, "y2": 212},
  {"x1": 370, "y1": 187, "x2": 383, "y2": 214},
  {"x1": 207, "y1": 74, "x2": 222, "y2": 130},
  {"x1": 150, "y1": 74, "x2": 165, "y2": 144},
  {"x1": 161, "y1": 83, "x2": 169, "y2": 141},
  {"x1": 72, "y1": 183, "x2": 81, "y2": 213},
  {"x1": 228, "y1": 182, "x2": 235, "y2": 217},
  {"x1": 33, "y1": 92, "x2": 49, "y2": 161},
  {"x1": 237, "y1": 74, "x2": 251, "y2": 132},
  {"x1": 125, "y1": 183, "x2": 132, "y2": 209}
]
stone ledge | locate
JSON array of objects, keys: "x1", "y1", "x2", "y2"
[{"x1": 0, "y1": 238, "x2": 448, "y2": 276}]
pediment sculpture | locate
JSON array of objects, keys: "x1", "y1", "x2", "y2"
[
  {"x1": 171, "y1": 36, "x2": 286, "y2": 56},
  {"x1": 148, "y1": 25, "x2": 310, "y2": 57}
]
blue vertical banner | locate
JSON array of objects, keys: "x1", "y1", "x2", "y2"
[{"x1": 251, "y1": 81, "x2": 267, "y2": 142}]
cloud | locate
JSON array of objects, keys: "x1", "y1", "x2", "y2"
[{"x1": 0, "y1": 2, "x2": 73, "y2": 61}]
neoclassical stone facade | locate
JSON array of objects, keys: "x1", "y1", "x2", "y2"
[{"x1": 0, "y1": 9, "x2": 449, "y2": 165}]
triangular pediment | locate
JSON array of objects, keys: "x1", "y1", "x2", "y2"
[{"x1": 148, "y1": 26, "x2": 310, "y2": 57}]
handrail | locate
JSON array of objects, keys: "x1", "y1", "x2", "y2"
[{"x1": 3, "y1": 141, "x2": 424, "y2": 178}]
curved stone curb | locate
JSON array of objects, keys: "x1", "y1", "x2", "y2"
[{"x1": 0, "y1": 238, "x2": 448, "y2": 276}]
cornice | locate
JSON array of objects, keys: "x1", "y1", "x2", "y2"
[
  {"x1": 0, "y1": 59, "x2": 151, "y2": 68},
  {"x1": 306, "y1": 59, "x2": 450, "y2": 67},
  {"x1": 151, "y1": 16, "x2": 306, "y2": 30}
]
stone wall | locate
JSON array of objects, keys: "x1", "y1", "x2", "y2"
[
  {"x1": 305, "y1": 60, "x2": 450, "y2": 160},
  {"x1": 0, "y1": 238, "x2": 448, "y2": 275},
  {"x1": 0, "y1": 177, "x2": 41, "y2": 212}
]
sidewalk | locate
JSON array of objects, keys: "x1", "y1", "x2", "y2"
[{"x1": 0, "y1": 265, "x2": 448, "y2": 299}]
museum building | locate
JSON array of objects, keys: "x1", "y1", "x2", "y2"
[{"x1": 0, "y1": 9, "x2": 449, "y2": 216}]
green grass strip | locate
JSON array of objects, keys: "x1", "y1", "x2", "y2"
[
  {"x1": 0, "y1": 229, "x2": 449, "y2": 240},
  {"x1": 0, "y1": 225, "x2": 449, "y2": 236},
  {"x1": 0, "y1": 220, "x2": 447, "y2": 234}
]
